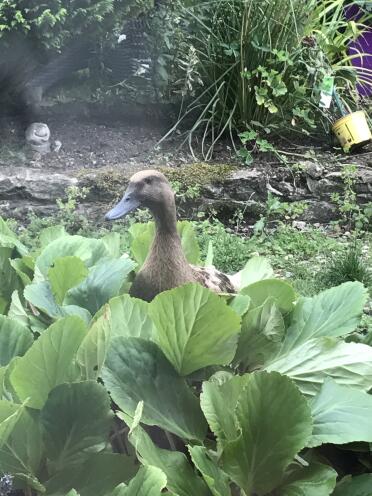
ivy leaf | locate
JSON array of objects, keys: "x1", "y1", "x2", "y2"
[{"x1": 150, "y1": 283, "x2": 240, "y2": 376}]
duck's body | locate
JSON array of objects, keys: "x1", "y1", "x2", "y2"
[{"x1": 105, "y1": 170, "x2": 236, "y2": 301}]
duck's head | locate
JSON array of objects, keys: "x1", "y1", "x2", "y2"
[{"x1": 105, "y1": 170, "x2": 174, "y2": 221}]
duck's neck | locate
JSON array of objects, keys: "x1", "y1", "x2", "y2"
[{"x1": 146, "y1": 199, "x2": 191, "y2": 272}]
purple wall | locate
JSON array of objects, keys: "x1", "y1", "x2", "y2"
[{"x1": 346, "y1": 4, "x2": 372, "y2": 97}]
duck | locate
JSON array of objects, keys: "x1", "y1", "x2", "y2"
[{"x1": 105, "y1": 169, "x2": 237, "y2": 302}]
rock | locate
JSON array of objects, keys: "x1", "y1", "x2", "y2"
[
  {"x1": 305, "y1": 161, "x2": 324, "y2": 178},
  {"x1": 292, "y1": 220, "x2": 307, "y2": 230}
]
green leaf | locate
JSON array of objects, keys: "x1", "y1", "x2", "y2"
[
  {"x1": 121, "y1": 466, "x2": 167, "y2": 496},
  {"x1": 266, "y1": 338, "x2": 372, "y2": 397},
  {"x1": 102, "y1": 337, "x2": 207, "y2": 441},
  {"x1": 65, "y1": 258, "x2": 135, "y2": 315},
  {"x1": 0, "y1": 315, "x2": 33, "y2": 366},
  {"x1": 10, "y1": 316, "x2": 86, "y2": 409},
  {"x1": 150, "y1": 283, "x2": 240, "y2": 376},
  {"x1": 188, "y1": 446, "x2": 231, "y2": 496},
  {"x1": 129, "y1": 221, "x2": 200, "y2": 268},
  {"x1": 129, "y1": 222, "x2": 155, "y2": 267},
  {"x1": 0, "y1": 217, "x2": 28, "y2": 256},
  {"x1": 332, "y1": 474, "x2": 372, "y2": 496},
  {"x1": 280, "y1": 282, "x2": 367, "y2": 353},
  {"x1": 126, "y1": 418, "x2": 211, "y2": 496},
  {"x1": 309, "y1": 379, "x2": 372, "y2": 447},
  {"x1": 8, "y1": 291, "x2": 29, "y2": 328},
  {"x1": 35, "y1": 235, "x2": 109, "y2": 279},
  {"x1": 0, "y1": 408, "x2": 43, "y2": 485},
  {"x1": 77, "y1": 313, "x2": 111, "y2": 380},
  {"x1": 48, "y1": 256, "x2": 89, "y2": 305},
  {"x1": 221, "y1": 371, "x2": 312, "y2": 495},
  {"x1": 39, "y1": 225, "x2": 67, "y2": 248},
  {"x1": 0, "y1": 400, "x2": 25, "y2": 448},
  {"x1": 10, "y1": 256, "x2": 34, "y2": 286},
  {"x1": 240, "y1": 279, "x2": 295, "y2": 314},
  {"x1": 277, "y1": 462, "x2": 337, "y2": 496},
  {"x1": 200, "y1": 374, "x2": 248, "y2": 451},
  {"x1": 40, "y1": 382, "x2": 113, "y2": 473},
  {"x1": 44, "y1": 453, "x2": 138, "y2": 496},
  {"x1": 227, "y1": 294, "x2": 251, "y2": 317},
  {"x1": 231, "y1": 256, "x2": 273, "y2": 290},
  {"x1": 24, "y1": 281, "x2": 65, "y2": 319},
  {"x1": 177, "y1": 221, "x2": 200, "y2": 265},
  {"x1": 235, "y1": 298, "x2": 284, "y2": 368},
  {"x1": 107, "y1": 294, "x2": 155, "y2": 340},
  {"x1": 102, "y1": 232, "x2": 121, "y2": 259}
]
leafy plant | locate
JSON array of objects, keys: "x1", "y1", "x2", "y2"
[{"x1": 0, "y1": 215, "x2": 371, "y2": 495}]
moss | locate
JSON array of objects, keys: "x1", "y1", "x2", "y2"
[
  {"x1": 77, "y1": 167, "x2": 129, "y2": 199},
  {"x1": 160, "y1": 163, "x2": 235, "y2": 188}
]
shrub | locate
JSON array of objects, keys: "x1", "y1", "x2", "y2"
[{"x1": 155, "y1": 0, "x2": 371, "y2": 158}]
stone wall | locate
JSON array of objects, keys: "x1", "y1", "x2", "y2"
[{"x1": 0, "y1": 160, "x2": 371, "y2": 225}]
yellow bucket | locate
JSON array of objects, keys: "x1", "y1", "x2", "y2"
[{"x1": 332, "y1": 110, "x2": 372, "y2": 152}]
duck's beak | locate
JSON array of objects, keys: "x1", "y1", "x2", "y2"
[{"x1": 105, "y1": 190, "x2": 140, "y2": 221}]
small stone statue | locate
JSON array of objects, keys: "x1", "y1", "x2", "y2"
[{"x1": 25, "y1": 122, "x2": 51, "y2": 154}]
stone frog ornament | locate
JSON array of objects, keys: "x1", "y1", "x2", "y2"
[{"x1": 105, "y1": 169, "x2": 237, "y2": 302}]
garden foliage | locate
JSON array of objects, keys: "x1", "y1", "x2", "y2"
[{"x1": 0, "y1": 216, "x2": 371, "y2": 495}]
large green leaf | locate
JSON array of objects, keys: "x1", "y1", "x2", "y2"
[
  {"x1": 48, "y1": 256, "x2": 89, "y2": 305},
  {"x1": 10, "y1": 256, "x2": 34, "y2": 287},
  {"x1": 240, "y1": 279, "x2": 296, "y2": 314},
  {"x1": 77, "y1": 313, "x2": 111, "y2": 380},
  {"x1": 40, "y1": 382, "x2": 113, "y2": 473},
  {"x1": 120, "y1": 466, "x2": 167, "y2": 496},
  {"x1": 309, "y1": 379, "x2": 372, "y2": 447},
  {"x1": 188, "y1": 446, "x2": 231, "y2": 496},
  {"x1": 35, "y1": 235, "x2": 109, "y2": 279},
  {"x1": 129, "y1": 221, "x2": 200, "y2": 267},
  {"x1": 265, "y1": 338, "x2": 372, "y2": 397},
  {"x1": 65, "y1": 258, "x2": 135, "y2": 315},
  {"x1": 102, "y1": 232, "x2": 122, "y2": 259},
  {"x1": 277, "y1": 462, "x2": 337, "y2": 496},
  {"x1": 125, "y1": 413, "x2": 211, "y2": 496},
  {"x1": 0, "y1": 400, "x2": 25, "y2": 449},
  {"x1": 0, "y1": 247, "x2": 23, "y2": 313},
  {"x1": 234, "y1": 297, "x2": 284, "y2": 368},
  {"x1": 39, "y1": 225, "x2": 67, "y2": 248},
  {"x1": 232, "y1": 256, "x2": 273, "y2": 290},
  {"x1": 10, "y1": 316, "x2": 86, "y2": 409},
  {"x1": 0, "y1": 408, "x2": 43, "y2": 485},
  {"x1": 102, "y1": 337, "x2": 207, "y2": 441},
  {"x1": 0, "y1": 218, "x2": 28, "y2": 256},
  {"x1": 24, "y1": 281, "x2": 64, "y2": 319},
  {"x1": 150, "y1": 284, "x2": 240, "y2": 376},
  {"x1": 44, "y1": 453, "x2": 138, "y2": 496},
  {"x1": 221, "y1": 371, "x2": 312, "y2": 495},
  {"x1": 0, "y1": 315, "x2": 33, "y2": 366},
  {"x1": 8, "y1": 291, "x2": 30, "y2": 328},
  {"x1": 200, "y1": 373, "x2": 248, "y2": 451},
  {"x1": 280, "y1": 282, "x2": 367, "y2": 353},
  {"x1": 332, "y1": 474, "x2": 372, "y2": 496},
  {"x1": 107, "y1": 294, "x2": 155, "y2": 340}
]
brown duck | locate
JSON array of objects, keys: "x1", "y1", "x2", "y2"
[{"x1": 105, "y1": 170, "x2": 236, "y2": 301}]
